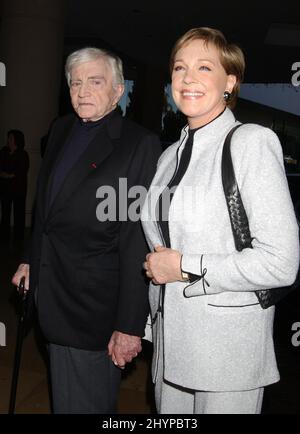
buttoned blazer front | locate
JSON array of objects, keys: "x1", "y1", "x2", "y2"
[
  {"x1": 25, "y1": 110, "x2": 161, "y2": 350},
  {"x1": 141, "y1": 108, "x2": 299, "y2": 391}
]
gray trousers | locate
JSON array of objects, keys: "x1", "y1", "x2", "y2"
[
  {"x1": 155, "y1": 379, "x2": 264, "y2": 414},
  {"x1": 154, "y1": 316, "x2": 264, "y2": 414},
  {"x1": 48, "y1": 343, "x2": 121, "y2": 414}
]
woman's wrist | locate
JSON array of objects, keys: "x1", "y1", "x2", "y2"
[{"x1": 180, "y1": 255, "x2": 190, "y2": 281}]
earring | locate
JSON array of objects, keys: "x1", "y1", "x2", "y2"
[{"x1": 223, "y1": 91, "x2": 231, "y2": 101}]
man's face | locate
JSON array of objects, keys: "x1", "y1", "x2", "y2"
[{"x1": 69, "y1": 58, "x2": 124, "y2": 122}]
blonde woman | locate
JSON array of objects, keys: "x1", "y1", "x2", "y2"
[{"x1": 142, "y1": 27, "x2": 299, "y2": 414}]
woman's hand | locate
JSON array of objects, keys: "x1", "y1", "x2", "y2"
[{"x1": 143, "y1": 245, "x2": 183, "y2": 284}]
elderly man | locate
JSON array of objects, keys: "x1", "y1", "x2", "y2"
[{"x1": 12, "y1": 47, "x2": 161, "y2": 414}]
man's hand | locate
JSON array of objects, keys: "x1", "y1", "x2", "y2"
[
  {"x1": 143, "y1": 245, "x2": 183, "y2": 284},
  {"x1": 12, "y1": 263, "x2": 30, "y2": 291},
  {"x1": 108, "y1": 331, "x2": 142, "y2": 369}
]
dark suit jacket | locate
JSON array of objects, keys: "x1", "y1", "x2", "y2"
[{"x1": 25, "y1": 110, "x2": 161, "y2": 350}]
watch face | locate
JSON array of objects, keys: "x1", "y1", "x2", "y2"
[{"x1": 181, "y1": 271, "x2": 189, "y2": 281}]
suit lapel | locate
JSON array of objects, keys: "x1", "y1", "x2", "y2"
[
  {"x1": 40, "y1": 116, "x2": 76, "y2": 220},
  {"x1": 45, "y1": 112, "x2": 122, "y2": 223}
]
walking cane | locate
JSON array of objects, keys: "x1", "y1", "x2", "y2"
[{"x1": 9, "y1": 276, "x2": 28, "y2": 414}]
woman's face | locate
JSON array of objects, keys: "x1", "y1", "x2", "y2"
[{"x1": 171, "y1": 38, "x2": 236, "y2": 129}]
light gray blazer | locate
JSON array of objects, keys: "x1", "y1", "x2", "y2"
[{"x1": 141, "y1": 108, "x2": 299, "y2": 392}]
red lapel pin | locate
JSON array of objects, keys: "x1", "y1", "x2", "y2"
[{"x1": 91, "y1": 163, "x2": 97, "y2": 169}]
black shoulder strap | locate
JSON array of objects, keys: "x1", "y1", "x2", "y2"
[
  {"x1": 221, "y1": 124, "x2": 253, "y2": 251},
  {"x1": 221, "y1": 125, "x2": 242, "y2": 197},
  {"x1": 221, "y1": 124, "x2": 298, "y2": 309}
]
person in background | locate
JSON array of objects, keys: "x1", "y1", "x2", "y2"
[
  {"x1": 12, "y1": 47, "x2": 161, "y2": 413},
  {"x1": 142, "y1": 27, "x2": 299, "y2": 414},
  {"x1": 0, "y1": 129, "x2": 29, "y2": 241}
]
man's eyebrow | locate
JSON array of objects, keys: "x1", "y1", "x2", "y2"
[
  {"x1": 88, "y1": 75, "x2": 105, "y2": 80},
  {"x1": 70, "y1": 75, "x2": 106, "y2": 81}
]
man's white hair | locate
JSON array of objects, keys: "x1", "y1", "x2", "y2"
[{"x1": 65, "y1": 47, "x2": 124, "y2": 87}]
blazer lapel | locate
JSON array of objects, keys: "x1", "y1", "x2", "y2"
[
  {"x1": 40, "y1": 116, "x2": 76, "y2": 220},
  {"x1": 45, "y1": 114, "x2": 121, "y2": 223}
]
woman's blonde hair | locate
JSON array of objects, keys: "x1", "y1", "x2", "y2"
[{"x1": 170, "y1": 27, "x2": 245, "y2": 108}]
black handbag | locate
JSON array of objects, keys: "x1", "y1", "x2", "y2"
[{"x1": 221, "y1": 124, "x2": 300, "y2": 309}]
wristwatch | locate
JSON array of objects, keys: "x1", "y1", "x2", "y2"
[{"x1": 181, "y1": 270, "x2": 190, "y2": 281}]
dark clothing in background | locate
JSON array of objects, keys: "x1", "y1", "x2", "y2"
[{"x1": 0, "y1": 146, "x2": 29, "y2": 239}]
